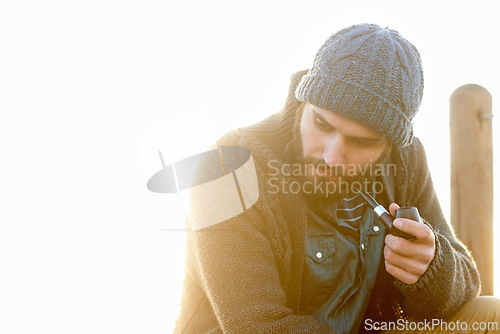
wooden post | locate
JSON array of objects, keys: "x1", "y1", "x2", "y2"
[{"x1": 450, "y1": 84, "x2": 493, "y2": 295}]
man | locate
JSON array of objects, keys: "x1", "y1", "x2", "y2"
[{"x1": 174, "y1": 24, "x2": 498, "y2": 333}]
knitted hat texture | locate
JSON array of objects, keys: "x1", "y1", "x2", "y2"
[{"x1": 295, "y1": 23, "x2": 424, "y2": 146}]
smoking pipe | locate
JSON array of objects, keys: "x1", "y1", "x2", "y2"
[{"x1": 354, "y1": 188, "x2": 419, "y2": 240}]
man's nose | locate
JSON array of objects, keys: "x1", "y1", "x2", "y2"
[{"x1": 323, "y1": 135, "x2": 345, "y2": 166}]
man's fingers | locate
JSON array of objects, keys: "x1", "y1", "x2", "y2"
[
  {"x1": 393, "y1": 217, "x2": 431, "y2": 241},
  {"x1": 389, "y1": 203, "x2": 400, "y2": 217},
  {"x1": 383, "y1": 209, "x2": 436, "y2": 285},
  {"x1": 385, "y1": 233, "x2": 435, "y2": 263},
  {"x1": 384, "y1": 260, "x2": 419, "y2": 285},
  {"x1": 384, "y1": 245, "x2": 429, "y2": 276}
]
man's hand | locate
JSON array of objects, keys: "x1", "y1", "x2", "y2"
[{"x1": 383, "y1": 203, "x2": 436, "y2": 285}]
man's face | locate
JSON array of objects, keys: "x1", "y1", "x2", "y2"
[{"x1": 298, "y1": 103, "x2": 390, "y2": 200}]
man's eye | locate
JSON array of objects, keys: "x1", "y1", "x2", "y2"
[
  {"x1": 353, "y1": 140, "x2": 370, "y2": 147},
  {"x1": 314, "y1": 116, "x2": 331, "y2": 131},
  {"x1": 351, "y1": 138, "x2": 375, "y2": 148}
]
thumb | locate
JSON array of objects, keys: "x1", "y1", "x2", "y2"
[{"x1": 389, "y1": 203, "x2": 400, "y2": 217}]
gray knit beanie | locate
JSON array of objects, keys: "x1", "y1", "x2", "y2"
[{"x1": 295, "y1": 23, "x2": 424, "y2": 146}]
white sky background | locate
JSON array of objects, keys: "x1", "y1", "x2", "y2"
[{"x1": 1, "y1": 0, "x2": 499, "y2": 333}]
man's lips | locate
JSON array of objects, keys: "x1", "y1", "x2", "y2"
[{"x1": 314, "y1": 166, "x2": 339, "y2": 180}]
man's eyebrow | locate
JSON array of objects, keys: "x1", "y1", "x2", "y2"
[{"x1": 313, "y1": 109, "x2": 383, "y2": 142}]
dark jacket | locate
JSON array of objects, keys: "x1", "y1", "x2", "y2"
[{"x1": 174, "y1": 70, "x2": 480, "y2": 333}]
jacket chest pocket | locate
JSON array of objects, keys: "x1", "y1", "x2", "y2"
[
  {"x1": 302, "y1": 234, "x2": 337, "y2": 305},
  {"x1": 304, "y1": 233, "x2": 337, "y2": 286},
  {"x1": 306, "y1": 234, "x2": 336, "y2": 264}
]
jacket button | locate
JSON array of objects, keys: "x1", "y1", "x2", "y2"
[
  {"x1": 373, "y1": 226, "x2": 380, "y2": 232},
  {"x1": 315, "y1": 252, "x2": 323, "y2": 259}
]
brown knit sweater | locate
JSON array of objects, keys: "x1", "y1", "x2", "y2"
[{"x1": 174, "y1": 71, "x2": 480, "y2": 333}]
